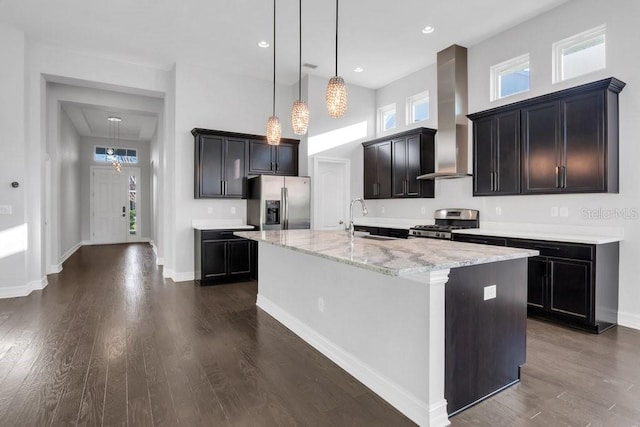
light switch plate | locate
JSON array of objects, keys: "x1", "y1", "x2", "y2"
[
  {"x1": 0, "y1": 205, "x2": 12, "y2": 215},
  {"x1": 550, "y1": 206, "x2": 559, "y2": 217},
  {"x1": 484, "y1": 285, "x2": 497, "y2": 301},
  {"x1": 560, "y1": 206, "x2": 569, "y2": 217}
]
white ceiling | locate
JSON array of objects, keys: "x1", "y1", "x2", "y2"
[
  {"x1": 1, "y1": 0, "x2": 569, "y2": 89},
  {"x1": 61, "y1": 102, "x2": 158, "y2": 141}
]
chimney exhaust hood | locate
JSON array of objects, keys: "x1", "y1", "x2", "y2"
[{"x1": 418, "y1": 45, "x2": 471, "y2": 180}]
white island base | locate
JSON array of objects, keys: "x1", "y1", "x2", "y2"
[{"x1": 256, "y1": 243, "x2": 451, "y2": 427}]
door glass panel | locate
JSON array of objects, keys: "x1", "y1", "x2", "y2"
[{"x1": 129, "y1": 175, "x2": 137, "y2": 235}]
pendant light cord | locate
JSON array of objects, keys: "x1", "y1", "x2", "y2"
[
  {"x1": 273, "y1": 0, "x2": 276, "y2": 116},
  {"x1": 298, "y1": 0, "x2": 302, "y2": 100},
  {"x1": 335, "y1": 0, "x2": 339, "y2": 76}
]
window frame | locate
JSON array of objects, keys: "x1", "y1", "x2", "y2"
[
  {"x1": 552, "y1": 24, "x2": 606, "y2": 84},
  {"x1": 490, "y1": 53, "x2": 531, "y2": 102},
  {"x1": 377, "y1": 103, "x2": 397, "y2": 133},
  {"x1": 94, "y1": 145, "x2": 138, "y2": 165},
  {"x1": 406, "y1": 91, "x2": 430, "y2": 124}
]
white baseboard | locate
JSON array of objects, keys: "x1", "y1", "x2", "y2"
[
  {"x1": 257, "y1": 294, "x2": 446, "y2": 427},
  {"x1": 171, "y1": 271, "x2": 195, "y2": 282},
  {"x1": 162, "y1": 267, "x2": 174, "y2": 279},
  {"x1": 150, "y1": 241, "x2": 164, "y2": 265},
  {"x1": 618, "y1": 311, "x2": 640, "y2": 331},
  {"x1": 0, "y1": 276, "x2": 48, "y2": 299},
  {"x1": 47, "y1": 264, "x2": 62, "y2": 275}
]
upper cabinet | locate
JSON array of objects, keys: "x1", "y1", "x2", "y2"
[
  {"x1": 192, "y1": 128, "x2": 300, "y2": 199},
  {"x1": 248, "y1": 139, "x2": 299, "y2": 176},
  {"x1": 468, "y1": 77, "x2": 625, "y2": 196},
  {"x1": 193, "y1": 131, "x2": 247, "y2": 199},
  {"x1": 363, "y1": 127, "x2": 436, "y2": 200}
]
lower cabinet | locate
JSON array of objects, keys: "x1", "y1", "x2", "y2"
[
  {"x1": 195, "y1": 229, "x2": 256, "y2": 285},
  {"x1": 453, "y1": 233, "x2": 619, "y2": 333}
]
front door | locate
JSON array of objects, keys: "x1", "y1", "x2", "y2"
[
  {"x1": 91, "y1": 166, "x2": 140, "y2": 244},
  {"x1": 313, "y1": 157, "x2": 350, "y2": 230}
]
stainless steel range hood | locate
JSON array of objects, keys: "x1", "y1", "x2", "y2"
[{"x1": 418, "y1": 45, "x2": 471, "y2": 180}]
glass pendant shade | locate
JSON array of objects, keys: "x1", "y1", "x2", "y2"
[
  {"x1": 291, "y1": 100, "x2": 309, "y2": 135},
  {"x1": 326, "y1": 76, "x2": 347, "y2": 118},
  {"x1": 266, "y1": 115, "x2": 282, "y2": 145}
]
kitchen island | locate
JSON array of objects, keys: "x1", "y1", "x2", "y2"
[{"x1": 235, "y1": 229, "x2": 538, "y2": 426}]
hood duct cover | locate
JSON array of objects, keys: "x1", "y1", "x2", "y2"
[{"x1": 418, "y1": 44, "x2": 471, "y2": 180}]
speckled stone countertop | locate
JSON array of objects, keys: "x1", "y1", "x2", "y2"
[{"x1": 235, "y1": 230, "x2": 538, "y2": 277}]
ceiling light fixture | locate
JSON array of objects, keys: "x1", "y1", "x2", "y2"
[
  {"x1": 258, "y1": 40, "x2": 270, "y2": 48},
  {"x1": 291, "y1": 0, "x2": 309, "y2": 135},
  {"x1": 266, "y1": 0, "x2": 281, "y2": 145},
  {"x1": 107, "y1": 116, "x2": 123, "y2": 173},
  {"x1": 354, "y1": 67, "x2": 364, "y2": 73},
  {"x1": 326, "y1": 0, "x2": 347, "y2": 118},
  {"x1": 422, "y1": 26, "x2": 435, "y2": 34}
]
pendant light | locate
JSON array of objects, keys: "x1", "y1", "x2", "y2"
[
  {"x1": 266, "y1": 0, "x2": 281, "y2": 145},
  {"x1": 107, "y1": 116, "x2": 123, "y2": 173},
  {"x1": 291, "y1": 0, "x2": 309, "y2": 135},
  {"x1": 326, "y1": 0, "x2": 347, "y2": 118}
]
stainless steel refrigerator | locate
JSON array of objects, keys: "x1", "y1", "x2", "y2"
[{"x1": 247, "y1": 175, "x2": 311, "y2": 230}]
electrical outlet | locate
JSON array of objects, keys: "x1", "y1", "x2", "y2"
[
  {"x1": 495, "y1": 206, "x2": 502, "y2": 216},
  {"x1": 207, "y1": 207, "x2": 213, "y2": 215},
  {"x1": 484, "y1": 285, "x2": 497, "y2": 301},
  {"x1": 560, "y1": 206, "x2": 569, "y2": 217},
  {"x1": 380, "y1": 206, "x2": 385, "y2": 214},
  {"x1": 550, "y1": 206, "x2": 559, "y2": 217},
  {"x1": 231, "y1": 206, "x2": 236, "y2": 214},
  {"x1": 317, "y1": 297, "x2": 325, "y2": 313},
  {"x1": 420, "y1": 207, "x2": 426, "y2": 215},
  {"x1": 0, "y1": 205, "x2": 12, "y2": 215}
]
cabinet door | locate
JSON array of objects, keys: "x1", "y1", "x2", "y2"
[
  {"x1": 249, "y1": 140, "x2": 274, "y2": 174},
  {"x1": 275, "y1": 143, "x2": 298, "y2": 176},
  {"x1": 224, "y1": 138, "x2": 247, "y2": 197},
  {"x1": 562, "y1": 91, "x2": 605, "y2": 192},
  {"x1": 228, "y1": 239, "x2": 251, "y2": 275},
  {"x1": 473, "y1": 117, "x2": 495, "y2": 195},
  {"x1": 364, "y1": 144, "x2": 379, "y2": 199},
  {"x1": 196, "y1": 136, "x2": 223, "y2": 198},
  {"x1": 376, "y1": 141, "x2": 392, "y2": 198},
  {"x1": 522, "y1": 101, "x2": 562, "y2": 194},
  {"x1": 392, "y1": 138, "x2": 407, "y2": 197},
  {"x1": 202, "y1": 241, "x2": 228, "y2": 278},
  {"x1": 527, "y1": 257, "x2": 547, "y2": 309},
  {"x1": 406, "y1": 135, "x2": 421, "y2": 196},
  {"x1": 549, "y1": 258, "x2": 591, "y2": 321},
  {"x1": 495, "y1": 111, "x2": 521, "y2": 194}
]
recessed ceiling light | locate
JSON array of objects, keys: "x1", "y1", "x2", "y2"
[
  {"x1": 421, "y1": 26, "x2": 435, "y2": 34},
  {"x1": 107, "y1": 116, "x2": 122, "y2": 122},
  {"x1": 258, "y1": 40, "x2": 270, "y2": 48},
  {"x1": 354, "y1": 67, "x2": 364, "y2": 73}
]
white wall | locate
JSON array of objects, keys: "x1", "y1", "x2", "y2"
[
  {"x1": 79, "y1": 136, "x2": 152, "y2": 242},
  {"x1": 58, "y1": 108, "x2": 82, "y2": 259},
  {"x1": 0, "y1": 25, "x2": 28, "y2": 293},
  {"x1": 361, "y1": 0, "x2": 640, "y2": 328}
]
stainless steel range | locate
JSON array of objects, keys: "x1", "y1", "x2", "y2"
[{"x1": 410, "y1": 209, "x2": 479, "y2": 239}]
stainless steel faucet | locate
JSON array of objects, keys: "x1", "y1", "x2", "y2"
[{"x1": 347, "y1": 198, "x2": 368, "y2": 238}]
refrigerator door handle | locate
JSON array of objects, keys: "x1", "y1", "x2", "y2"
[{"x1": 282, "y1": 187, "x2": 288, "y2": 229}]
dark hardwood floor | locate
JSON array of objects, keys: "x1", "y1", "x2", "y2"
[{"x1": 0, "y1": 243, "x2": 638, "y2": 426}]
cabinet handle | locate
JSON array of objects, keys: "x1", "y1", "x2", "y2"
[
  {"x1": 276, "y1": 163, "x2": 279, "y2": 171},
  {"x1": 403, "y1": 180, "x2": 407, "y2": 194},
  {"x1": 562, "y1": 166, "x2": 567, "y2": 189},
  {"x1": 555, "y1": 166, "x2": 560, "y2": 188},
  {"x1": 271, "y1": 161, "x2": 274, "y2": 171},
  {"x1": 490, "y1": 172, "x2": 495, "y2": 192}
]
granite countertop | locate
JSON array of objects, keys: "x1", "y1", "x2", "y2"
[
  {"x1": 453, "y1": 228, "x2": 622, "y2": 245},
  {"x1": 192, "y1": 219, "x2": 255, "y2": 231},
  {"x1": 235, "y1": 229, "x2": 538, "y2": 277}
]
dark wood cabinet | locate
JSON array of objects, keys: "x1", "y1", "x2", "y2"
[
  {"x1": 195, "y1": 229, "x2": 255, "y2": 285},
  {"x1": 193, "y1": 129, "x2": 248, "y2": 198},
  {"x1": 363, "y1": 127, "x2": 436, "y2": 199},
  {"x1": 453, "y1": 233, "x2": 619, "y2": 333},
  {"x1": 248, "y1": 139, "x2": 299, "y2": 176},
  {"x1": 471, "y1": 111, "x2": 520, "y2": 196},
  {"x1": 363, "y1": 141, "x2": 392, "y2": 199},
  {"x1": 468, "y1": 77, "x2": 624, "y2": 197}
]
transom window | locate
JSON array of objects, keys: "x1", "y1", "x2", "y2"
[
  {"x1": 490, "y1": 53, "x2": 530, "y2": 101},
  {"x1": 407, "y1": 92, "x2": 429, "y2": 124},
  {"x1": 378, "y1": 104, "x2": 396, "y2": 132},
  {"x1": 94, "y1": 146, "x2": 138, "y2": 164},
  {"x1": 553, "y1": 25, "x2": 606, "y2": 83}
]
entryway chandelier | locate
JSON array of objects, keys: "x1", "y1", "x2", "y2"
[{"x1": 107, "y1": 116, "x2": 123, "y2": 173}]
